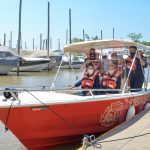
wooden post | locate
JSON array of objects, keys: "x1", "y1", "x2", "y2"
[
  {"x1": 43, "y1": 39, "x2": 45, "y2": 50},
  {"x1": 66, "y1": 29, "x2": 68, "y2": 45},
  {"x1": 83, "y1": 29, "x2": 85, "y2": 41},
  {"x1": 113, "y1": 27, "x2": 115, "y2": 39},
  {"x1": 69, "y1": 8, "x2": 72, "y2": 68},
  {"x1": 9, "y1": 31, "x2": 12, "y2": 48},
  {"x1": 101, "y1": 30, "x2": 103, "y2": 40},
  {"x1": 47, "y1": 1, "x2": 50, "y2": 57},
  {"x1": 69, "y1": 9, "x2": 72, "y2": 44},
  {"x1": 3, "y1": 33, "x2": 6, "y2": 46},
  {"x1": 40, "y1": 33, "x2": 42, "y2": 50},
  {"x1": 33, "y1": 38, "x2": 35, "y2": 50},
  {"x1": 17, "y1": 0, "x2": 22, "y2": 76}
]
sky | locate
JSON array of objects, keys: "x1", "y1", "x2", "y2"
[{"x1": 0, "y1": 0, "x2": 150, "y2": 50}]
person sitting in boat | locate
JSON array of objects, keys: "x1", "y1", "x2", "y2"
[
  {"x1": 72, "y1": 63, "x2": 101, "y2": 96},
  {"x1": 126, "y1": 46, "x2": 148, "y2": 90},
  {"x1": 101, "y1": 63, "x2": 123, "y2": 94}
]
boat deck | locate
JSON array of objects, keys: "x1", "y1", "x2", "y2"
[
  {"x1": 0, "y1": 90, "x2": 147, "y2": 107},
  {"x1": 83, "y1": 109, "x2": 150, "y2": 150}
]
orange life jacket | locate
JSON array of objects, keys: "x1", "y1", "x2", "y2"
[
  {"x1": 81, "y1": 70, "x2": 99, "y2": 89},
  {"x1": 102, "y1": 70, "x2": 122, "y2": 89},
  {"x1": 126, "y1": 56, "x2": 137, "y2": 71}
]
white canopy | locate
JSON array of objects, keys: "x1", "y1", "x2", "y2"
[{"x1": 64, "y1": 39, "x2": 150, "y2": 53}]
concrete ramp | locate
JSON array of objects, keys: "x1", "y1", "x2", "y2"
[
  {"x1": 0, "y1": 121, "x2": 27, "y2": 150},
  {"x1": 86, "y1": 109, "x2": 150, "y2": 150}
]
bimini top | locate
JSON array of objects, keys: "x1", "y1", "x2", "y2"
[{"x1": 64, "y1": 39, "x2": 150, "y2": 53}]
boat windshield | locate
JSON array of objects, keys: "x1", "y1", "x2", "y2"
[{"x1": 0, "y1": 51, "x2": 16, "y2": 58}]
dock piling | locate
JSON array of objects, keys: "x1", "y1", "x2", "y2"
[
  {"x1": 17, "y1": 0, "x2": 22, "y2": 76},
  {"x1": 3, "y1": 33, "x2": 6, "y2": 46},
  {"x1": 69, "y1": 8, "x2": 72, "y2": 67}
]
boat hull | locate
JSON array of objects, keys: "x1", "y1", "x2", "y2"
[
  {"x1": 0, "y1": 65, "x2": 15, "y2": 75},
  {"x1": 0, "y1": 58, "x2": 20, "y2": 75},
  {"x1": 0, "y1": 93, "x2": 149, "y2": 150},
  {"x1": 12, "y1": 63, "x2": 49, "y2": 72}
]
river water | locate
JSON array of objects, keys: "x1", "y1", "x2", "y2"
[
  {"x1": 0, "y1": 69, "x2": 149, "y2": 88},
  {"x1": 0, "y1": 69, "x2": 83, "y2": 89}
]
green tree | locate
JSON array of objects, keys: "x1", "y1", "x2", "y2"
[
  {"x1": 140, "y1": 41, "x2": 150, "y2": 47},
  {"x1": 84, "y1": 34, "x2": 90, "y2": 40},
  {"x1": 72, "y1": 38, "x2": 83, "y2": 43},
  {"x1": 91, "y1": 35, "x2": 99, "y2": 40},
  {"x1": 127, "y1": 33, "x2": 143, "y2": 42}
]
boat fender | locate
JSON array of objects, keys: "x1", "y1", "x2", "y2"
[
  {"x1": 126, "y1": 105, "x2": 135, "y2": 121},
  {"x1": 144, "y1": 102, "x2": 150, "y2": 110}
]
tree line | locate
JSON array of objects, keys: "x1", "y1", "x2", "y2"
[{"x1": 72, "y1": 33, "x2": 150, "y2": 47}]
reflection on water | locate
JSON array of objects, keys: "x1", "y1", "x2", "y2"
[
  {"x1": 0, "y1": 69, "x2": 83, "y2": 89},
  {"x1": 0, "y1": 68, "x2": 149, "y2": 88}
]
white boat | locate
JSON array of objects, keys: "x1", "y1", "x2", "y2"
[
  {"x1": 17, "y1": 49, "x2": 63, "y2": 70},
  {"x1": 0, "y1": 46, "x2": 20, "y2": 75},
  {"x1": 12, "y1": 58, "x2": 50, "y2": 72}
]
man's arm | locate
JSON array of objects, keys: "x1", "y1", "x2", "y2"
[{"x1": 74, "y1": 79, "x2": 82, "y2": 87}]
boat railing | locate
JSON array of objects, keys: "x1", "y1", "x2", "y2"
[
  {"x1": 0, "y1": 87, "x2": 146, "y2": 92},
  {"x1": 0, "y1": 88, "x2": 149, "y2": 104}
]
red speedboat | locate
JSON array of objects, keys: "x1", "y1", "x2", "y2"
[{"x1": 0, "y1": 40, "x2": 150, "y2": 150}]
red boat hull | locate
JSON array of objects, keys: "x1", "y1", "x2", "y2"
[{"x1": 0, "y1": 93, "x2": 149, "y2": 150}]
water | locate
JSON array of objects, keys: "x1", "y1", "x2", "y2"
[
  {"x1": 0, "y1": 69, "x2": 83, "y2": 89},
  {"x1": 0, "y1": 69, "x2": 149, "y2": 88}
]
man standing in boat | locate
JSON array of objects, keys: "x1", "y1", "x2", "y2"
[
  {"x1": 71, "y1": 63, "x2": 100, "y2": 96},
  {"x1": 126, "y1": 46, "x2": 148, "y2": 90}
]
